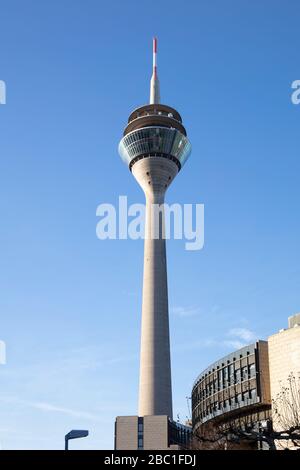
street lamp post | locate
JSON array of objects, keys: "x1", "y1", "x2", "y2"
[{"x1": 65, "y1": 430, "x2": 89, "y2": 450}]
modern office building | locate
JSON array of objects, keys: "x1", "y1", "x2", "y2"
[
  {"x1": 192, "y1": 341, "x2": 272, "y2": 435},
  {"x1": 191, "y1": 315, "x2": 300, "y2": 449},
  {"x1": 115, "y1": 38, "x2": 192, "y2": 449}
]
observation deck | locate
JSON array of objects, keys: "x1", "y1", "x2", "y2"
[{"x1": 119, "y1": 103, "x2": 191, "y2": 171}]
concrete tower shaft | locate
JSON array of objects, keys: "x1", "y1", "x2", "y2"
[{"x1": 132, "y1": 157, "x2": 178, "y2": 418}]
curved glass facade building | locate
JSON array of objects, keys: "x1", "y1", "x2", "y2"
[{"x1": 192, "y1": 341, "x2": 271, "y2": 432}]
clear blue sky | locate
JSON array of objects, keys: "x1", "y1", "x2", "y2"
[{"x1": 0, "y1": 0, "x2": 299, "y2": 449}]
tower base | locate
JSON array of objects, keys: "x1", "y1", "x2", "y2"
[{"x1": 115, "y1": 415, "x2": 192, "y2": 450}]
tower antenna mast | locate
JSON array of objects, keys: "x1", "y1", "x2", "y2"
[{"x1": 150, "y1": 37, "x2": 160, "y2": 104}]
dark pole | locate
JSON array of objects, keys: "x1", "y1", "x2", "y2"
[{"x1": 64, "y1": 430, "x2": 88, "y2": 450}]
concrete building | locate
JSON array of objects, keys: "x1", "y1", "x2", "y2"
[
  {"x1": 268, "y1": 313, "x2": 300, "y2": 448},
  {"x1": 115, "y1": 416, "x2": 191, "y2": 450},
  {"x1": 268, "y1": 313, "x2": 300, "y2": 401},
  {"x1": 115, "y1": 38, "x2": 192, "y2": 449},
  {"x1": 192, "y1": 341, "x2": 272, "y2": 435}
]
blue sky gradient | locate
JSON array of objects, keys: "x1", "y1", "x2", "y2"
[{"x1": 0, "y1": 0, "x2": 300, "y2": 449}]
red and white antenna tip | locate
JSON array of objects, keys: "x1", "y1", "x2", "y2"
[
  {"x1": 152, "y1": 37, "x2": 158, "y2": 76},
  {"x1": 153, "y1": 37, "x2": 157, "y2": 53}
]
